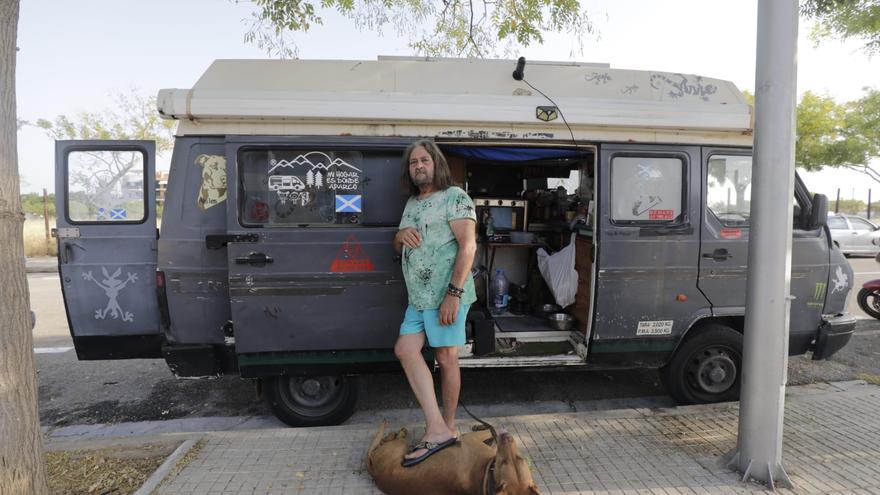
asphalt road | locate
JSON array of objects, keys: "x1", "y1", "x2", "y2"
[{"x1": 28, "y1": 257, "x2": 880, "y2": 428}]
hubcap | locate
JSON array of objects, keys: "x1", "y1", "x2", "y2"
[
  {"x1": 688, "y1": 347, "x2": 737, "y2": 394},
  {"x1": 284, "y1": 376, "x2": 344, "y2": 411}
]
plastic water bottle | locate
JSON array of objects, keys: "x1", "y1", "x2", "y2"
[{"x1": 491, "y1": 268, "x2": 510, "y2": 314}]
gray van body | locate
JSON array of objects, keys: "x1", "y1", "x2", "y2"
[{"x1": 53, "y1": 58, "x2": 856, "y2": 425}]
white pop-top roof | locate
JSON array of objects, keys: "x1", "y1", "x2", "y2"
[{"x1": 157, "y1": 57, "x2": 752, "y2": 145}]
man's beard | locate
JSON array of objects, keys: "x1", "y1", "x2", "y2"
[{"x1": 411, "y1": 170, "x2": 433, "y2": 187}]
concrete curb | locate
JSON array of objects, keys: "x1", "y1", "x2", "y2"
[{"x1": 134, "y1": 438, "x2": 200, "y2": 495}]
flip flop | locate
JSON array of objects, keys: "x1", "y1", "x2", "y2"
[{"x1": 401, "y1": 437, "x2": 457, "y2": 467}]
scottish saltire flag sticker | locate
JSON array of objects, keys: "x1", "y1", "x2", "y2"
[
  {"x1": 335, "y1": 195, "x2": 362, "y2": 213},
  {"x1": 97, "y1": 208, "x2": 108, "y2": 220},
  {"x1": 110, "y1": 208, "x2": 127, "y2": 220}
]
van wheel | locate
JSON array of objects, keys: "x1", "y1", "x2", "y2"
[
  {"x1": 660, "y1": 325, "x2": 742, "y2": 405},
  {"x1": 265, "y1": 375, "x2": 358, "y2": 427}
]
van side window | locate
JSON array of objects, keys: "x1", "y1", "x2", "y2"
[
  {"x1": 238, "y1": 149, "x2": 364, "y2": 226},
  {"x1": 610, "y1": 156, "x2": 684, "y2": 223},
  {"x1": 707, "y1": 155, "x2": 752, "y2": 227},
  {"x1": 66, "y1": 150, "x2": 147, "y2": 223}
]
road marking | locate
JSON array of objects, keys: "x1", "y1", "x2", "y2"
[{"x1": 34, "y1": 347, "x2": 72, "y2": 354}]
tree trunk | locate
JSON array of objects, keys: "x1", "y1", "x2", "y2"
[{"x1": 0, "y1": 0, "x2": 49, "y2": 493}]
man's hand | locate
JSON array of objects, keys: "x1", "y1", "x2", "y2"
[
  {"x1": 439, "y1": 293, "x2": 460, "y2": 326},
  {"x1": 396, "y1": 227, "x2": 422, "y2": 249}
]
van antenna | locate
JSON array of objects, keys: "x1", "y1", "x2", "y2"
[{"x1": 512, "y1": 57, "x2": 580, "y2": 152}]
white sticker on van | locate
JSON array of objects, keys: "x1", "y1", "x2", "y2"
[
  {"x1": 82, "y1": 267, "x2": 137, "y2": 322},
  {"x1": 831, "y1": 266, "x2": 849, "y2": 294},
  {"x1": 636, "y1": 320, "x2": 673, "y2": 336}
]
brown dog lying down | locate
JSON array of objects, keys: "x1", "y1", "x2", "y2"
[{"x1": 365, "y1": 421, "x2": 541, "y2": 495}]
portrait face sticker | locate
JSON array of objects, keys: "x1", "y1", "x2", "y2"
[{"x1": 196, "y1": 154, "x2": 228, "y2": 210}]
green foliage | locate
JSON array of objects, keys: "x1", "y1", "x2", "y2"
[
  {"x1": 32, "y1": 91, "x2": 177, "y2": 214},
  {"x1": 35, "y1": 92, "x2": 175, "y2": 153},
  {"x1": 20, "y1": 192, "x2": 55, "y2": 217},
  {"x1": 801, "y1": 0, "x2": 880, "y2": 55},
  {"x1": 834, "y1": 199, "x2": 867, "y2": 214},
  {"x1": 246, "y1": 0, "x2": 594, "y2": 57},
  {"x1": 795, "y1": 89, "x2": 880, "y2": 181}
]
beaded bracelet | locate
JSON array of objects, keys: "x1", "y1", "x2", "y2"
[{"x1": 447, "y1": 283, "x2": 464, "y2": 298}]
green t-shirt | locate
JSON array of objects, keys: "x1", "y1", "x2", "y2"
[{"x1": 399, "y1": 186, "x2": 477, "y2": 310}]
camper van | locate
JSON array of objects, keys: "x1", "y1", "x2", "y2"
[{"x1": 53, "y1": 57, "x2": 855, "y2": 426}]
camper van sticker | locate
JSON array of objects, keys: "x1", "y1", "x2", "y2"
[
  {"x1": 649, "y1": 74, "x2": 718, "y2": 101},
  {"x1": 632, "y1": 195, "x2": 663, "y2": 217},
  {"x1": 196, "y1": 154, "x2": 228, "y2": 210},
  {"x1": 268, "y1": 152, "x2": 362, "y2": 191},
  {"x1": 585, "y1": 72, "x2": 612, "y2": 85},
  {"x1": 831, "y1": 265, "x2": 849, "y2": 294},
  {"x1": 82, "y1": 267, "x2": 137, "y2": 322},
  {"x1": 621, "y1": 84, "x2": 639, "y2": 95}
]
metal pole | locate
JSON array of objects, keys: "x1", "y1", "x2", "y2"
[
  {"x1": 835, "y1": 188, "x2": 840, "y2": 214},
  {"x1": 725, "y1": 0, "x2": 797, "y2": 489},
  {"x1": 42, "y1": 188, "x2": 50, "y2": 251},
  {"x1": 868, "y1": 189, "x2": 872, "y2": 219}
]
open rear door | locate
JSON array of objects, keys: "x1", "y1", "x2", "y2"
[{"x1": 54, "y1": 140, "x2": 162, "y2": 359}]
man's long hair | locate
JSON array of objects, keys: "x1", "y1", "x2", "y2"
[{"x1": 400, "y1": 140, "x2": 454, "y2": 196}]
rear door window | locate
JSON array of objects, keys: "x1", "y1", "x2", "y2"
[{"x1": 66, "y1": 149, "x2": 147, "y2": 223}]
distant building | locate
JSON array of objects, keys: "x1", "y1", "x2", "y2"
[{"x1": 156, "y1": 171, "x2": 169, "y2": 203}]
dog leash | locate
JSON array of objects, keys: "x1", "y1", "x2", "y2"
[{"x1": 458, "y1": 397, "x2": 498, "y2": 444}]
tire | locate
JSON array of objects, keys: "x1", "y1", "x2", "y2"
[
  {"x1": 265, "y1": 374, "x2": 358, "y2": 427},
  {"x1": 660, "y1": 324, "x2": 743, "y2": 405},
  {"x1": 857, "y1": 288, "x2": 880, "y2": 320}
]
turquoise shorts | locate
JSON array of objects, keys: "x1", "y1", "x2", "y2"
[{"x1": 399, "y1": 303, "x2": 470, "y2": 348}]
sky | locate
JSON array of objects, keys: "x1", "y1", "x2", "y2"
[{"x1": 14, "y1": 0, "x2": 880, "y2": 201}]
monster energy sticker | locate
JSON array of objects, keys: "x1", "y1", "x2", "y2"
[{"x1": 808, "y1": 282, "x2": 827, "y2": 309}]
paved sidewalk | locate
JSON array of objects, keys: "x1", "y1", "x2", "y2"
[{"x1": 150, "y1": 381, "x2": 880, "y2": 494}]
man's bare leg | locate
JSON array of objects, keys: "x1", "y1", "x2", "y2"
[
  {"x1": 435, "y1": 346, "x2": 461, "y2": 434},
  {"x1": 395, "y1": 333, "x2": 455, "y2": 459}
]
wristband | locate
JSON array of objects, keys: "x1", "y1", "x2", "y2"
[
  {"x1": 446, "y1": 289, "x2": 462, "y2": 299},
  {"x1": 447, "y1": 283, "x2": 464, "y2": 297}
]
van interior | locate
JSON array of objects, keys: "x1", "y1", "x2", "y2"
[{"x1": 438, "y1": 144, "x2": 596, "y2": 367}]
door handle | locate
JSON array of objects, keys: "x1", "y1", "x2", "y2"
[
  {"x1": 235, "y1": 252, "x2": 274, "y2": 267},
  {"x1": 61, "y1": 242, "x2": 72, "y2": 264},
  {"x1": 702, "y1": 249, "x2": 732, "y2": 262}
]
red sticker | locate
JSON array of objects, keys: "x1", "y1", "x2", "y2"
[
  {"x1": 649, "y1": 209, "x2": 674, "y2": 220},
  {"x1": 330, "y1": 234, "x2": 375, "y2": 273},
  {"x1": 720, "y1": 228, "x2": 742, "y2": 239}
]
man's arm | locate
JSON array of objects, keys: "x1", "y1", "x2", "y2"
[
  {"x1": 438, "y1": 218, "x2": 477, "y2": 325},
  {"x1": 448, "y1": 218, "x2": 477, "y2": 289}
]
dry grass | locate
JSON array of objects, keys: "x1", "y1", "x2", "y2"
[
  {"x1": 857, "y1": 373, "x2": 880, "y2": 386},
  {"x1": 46, "y1": 445, "x2": 170, "y2": 495},
  {"x1": 24, "y1": 218, "x2": 57, "y2": 258}
]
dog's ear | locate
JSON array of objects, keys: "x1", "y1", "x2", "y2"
[{"x1": 195, "y1": 154, "x2": 210, "y2": 167}]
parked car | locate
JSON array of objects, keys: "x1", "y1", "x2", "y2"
[{"x1": 827, "y1": 214, "x2": 880, "y2": 256}]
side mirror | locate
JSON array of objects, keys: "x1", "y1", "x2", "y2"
[{"x1": 809, "y1": 193, "x2": 828, "y2": 230}]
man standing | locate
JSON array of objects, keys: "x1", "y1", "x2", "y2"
[{"x1": 393, "y1": 140, "x2": 477, "y2": 467}]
